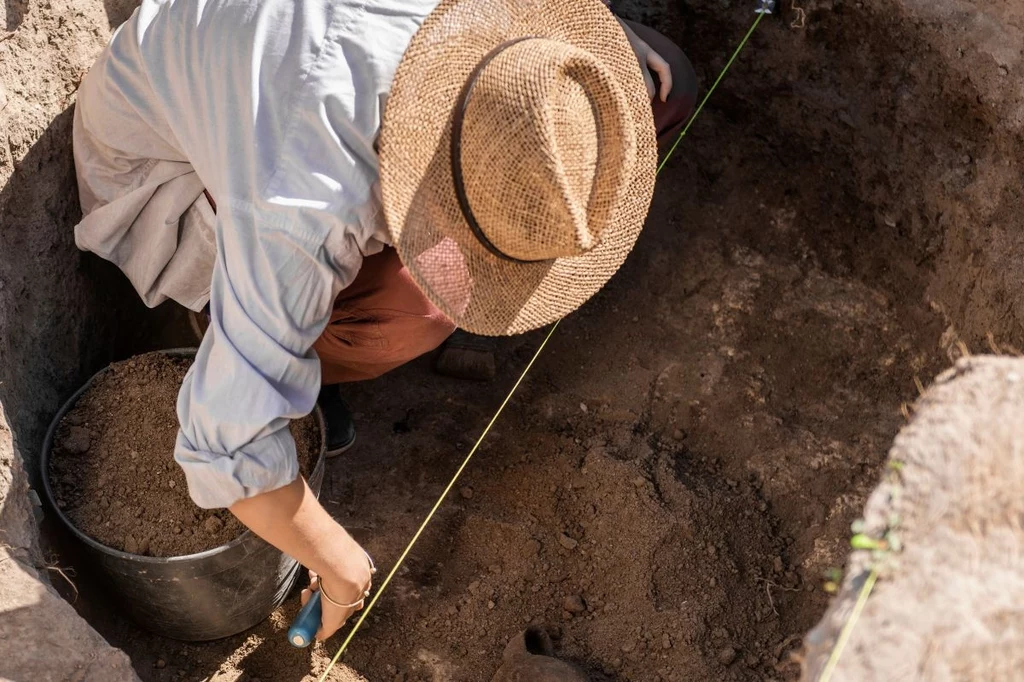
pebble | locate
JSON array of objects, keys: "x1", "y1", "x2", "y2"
[
  {"x1": 487, "y1": 600, "x2": 495, "y2": 610},
  {"x1": 460, "y1": 486, "x2": 474, "y2": 500},
  {"x1": 203, "y1": 516, "x2": 224, "y2": 535},
  {"x1": 63, "y1": 426, "x2": 92, "y2": 455},
  {"x1": 168, "y1": 480, "x2": 176, "y2": 489},
  {"x1": 563, "y1": 595, "x2": 586, "y2": 614},
  {"x1": 124, "y1": 536, "x2": 140, "y2": 554},
  {"x1": 717, "y1": 647, "x2": 737, "y2": 666},
  {"x1": 558, "y1": 533, "x2": 578, "y2": 550},
  {"x1": 155, "y1": 659, "x2": 166, "y2": 669}
]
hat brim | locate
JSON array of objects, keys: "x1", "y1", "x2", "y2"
[{"x1": 379, "y1": 0, "x2": 657, "y2": 336}]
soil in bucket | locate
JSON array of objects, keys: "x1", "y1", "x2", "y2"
[{"x1": 48, "y1": 352, "x2": 320, "y2": 557}]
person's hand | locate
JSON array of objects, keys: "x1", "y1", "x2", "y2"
[
  {"x1": 228, "y1": 478, "x2": 376, "y2": 642},
  {"x1": 617, "y1": 18, "x2": 673, "y2": 102},
  {"x1": 300, "y1": 547, "x2": 376, "y2": 641}
]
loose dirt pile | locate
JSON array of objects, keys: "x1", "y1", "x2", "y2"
[{"x1": 49, "y1": 352, "x2": 320, "y2": 557}]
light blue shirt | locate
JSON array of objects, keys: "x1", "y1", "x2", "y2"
[{"x1": 73, "y1": 0, "x2": 440, "y2": 508}]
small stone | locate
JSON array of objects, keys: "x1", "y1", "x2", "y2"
[
  {"x1": 63, "y1": 427, "x2": 92, "y2": 455},
  {"x1": 999, "y1": 65, "x2": 1009, "y2": 76},
  {"x1": 558, "y1": 533, "x2": 578, "y2": 550},
  {"x1": 155, "y1": 659, "x2": 166, "y2": 669},
  {"x1": 168, "y1": 480, "x2": 176, "y2": 489},
  {"x1": 579, "y1": 402, "x2": 588, "y2": 413},
  {"x1": 717, "y1": 647, "x2": 737, "y2": 666},
  {"x1": 203, "y1": 516, "x2": 224, "y2": 535},
  {"x1": 173, "y1": 526, "x2": 182, "y2": 534},
  {"x1": 632, "y1": 477, "x2": 646, "y2": 487},
  {"x1": 487, "y1": 600, "x2": 495, "y2": 610},
  {"x1": 563, "y1": 595, "x2": 586, "y2": 614},
  {"x1": 460, "y1": 486, "x2": 474, "y2": 499}
]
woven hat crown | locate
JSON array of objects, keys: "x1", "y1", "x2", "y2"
[{"x1": 456, "y1": 38, "x2": 638, "y2": 262}]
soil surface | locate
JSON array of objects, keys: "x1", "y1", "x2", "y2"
[
  {"x1": 49, "y1": 352, "x2": 320, "y2": 557},
  {"x1": 20, "y1": 0, "x2": 1020, "y2": 680}
]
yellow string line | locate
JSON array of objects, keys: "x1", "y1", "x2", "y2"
[
  {"x1": 658, "y1": 11, "x2": 765, "y2": 175},
  {"x1": 317, "y1": 14, "x2": 765, "y2": 680},
  {"x1": 818, "y1": 567, "x2": 879, "y2": 682}
]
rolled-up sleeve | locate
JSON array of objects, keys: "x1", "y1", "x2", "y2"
[{"x1": 175, "y1": 201, "x2": 353, "y2": 509}]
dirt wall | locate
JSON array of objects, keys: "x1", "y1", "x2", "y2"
[
  {"x1": 1, "y1": 0, "x2": 177, "y2": 678},
  {"x1": 802, "y1": 356, "x2": 1024, "y2": 681}
]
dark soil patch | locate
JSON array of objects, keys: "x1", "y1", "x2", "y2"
[{"x1": 49, "y1": 352, "x2": 320, "y2": 557}]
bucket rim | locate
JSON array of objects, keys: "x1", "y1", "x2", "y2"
[{"x1": 39, "y1": 347, "x2": 327, "y2": 565}]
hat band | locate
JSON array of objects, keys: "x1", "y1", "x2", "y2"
[{"x1": 450, "y1": 37, "x2": 546, "y2": 265}]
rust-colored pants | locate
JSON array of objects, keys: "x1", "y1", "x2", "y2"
[{"x1": 313, "y1": 24, "x2": 696, "y2": 384}]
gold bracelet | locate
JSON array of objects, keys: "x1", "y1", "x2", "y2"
[{"x1": 319, "y1": 549, "x2": 377, "y2": 609}]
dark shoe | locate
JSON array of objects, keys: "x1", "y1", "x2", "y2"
[
  {"x1": 318, "y1": 385, "x2": 356, "y2": 457},
  {"x1": 434, "y1": 330, "x2": 497, "y2": 381}
]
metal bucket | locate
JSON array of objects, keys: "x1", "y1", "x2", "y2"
[{"x1": 39, "y1": 349, "x2": 326, "y2": 641}]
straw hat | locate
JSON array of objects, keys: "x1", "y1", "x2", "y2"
[{"x1": 379, "y1": 0, "x2": 657, "y2": 336}]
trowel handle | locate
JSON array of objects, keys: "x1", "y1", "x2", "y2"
[{"x1": 288, "y1": 590, "x2": 321, "y2": 648}]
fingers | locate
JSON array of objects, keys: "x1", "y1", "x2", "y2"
[
  {"x1": 647, "y1": 50, "x2": 673, "y2": 102},
  {"x1": 316, "y1": 601, "x2": 359, "y2": 642},
  {"x1": 642, "y1": 64, "x2": 656, "y2": 99}
]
